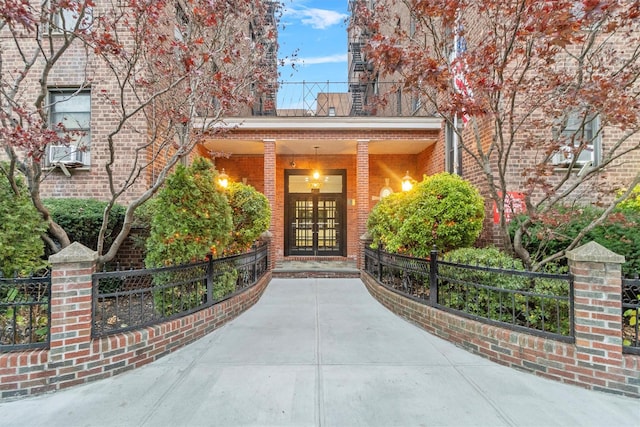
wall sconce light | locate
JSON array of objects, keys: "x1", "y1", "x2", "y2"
[
  {"x1": 217, "y1": 168, "x2": 229, "y2": 189},
  {"x1": 380, "y1": 178, "x2": 393, "y2": 198},
  {"x1": 401, "y1": 171, "x2": 414, "y2": 192}
]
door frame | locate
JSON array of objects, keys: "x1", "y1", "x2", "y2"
[{"x1": 284, "y1": 169, "x2": 347, "y2": 257}]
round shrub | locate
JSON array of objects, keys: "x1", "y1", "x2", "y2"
[
  {"x1": 0, "y1": 168, "x2": 48, "y2": 276},
  {"x1": 224, "y1": 182, "x2": 271, "y2": 255},
  {"x1": 368, "y1": 173, "x2": 484, "y2": 257}
]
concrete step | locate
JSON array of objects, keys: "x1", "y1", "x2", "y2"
[{"x1": 272, "y1": 260, "x2": 360, "y2": 279}]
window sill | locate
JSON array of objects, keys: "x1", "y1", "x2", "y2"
[
  {"x1": 552, "y1": 162, "x2": 595, "y2": 177},
  {"x1": 46, "y1": 163, "x2": 90, "y2": 176}
]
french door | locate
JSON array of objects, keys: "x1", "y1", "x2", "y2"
[{"x1": 285, "y1": 170, "x2": 346, "y2": 256}]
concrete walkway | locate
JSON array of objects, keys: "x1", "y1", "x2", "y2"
[{"x1": 0, "y1": 278, "x2": 636, "y2": 426}]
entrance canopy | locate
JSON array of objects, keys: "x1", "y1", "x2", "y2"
[{"x1": 199, "y1": 116, "x2": 441, "y2": 156}]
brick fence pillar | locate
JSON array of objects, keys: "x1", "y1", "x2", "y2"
[
  {"x1": 356, "y1": 139, "x2": 369, "y2": 270},
  {"x1": 566, "y1": 241, "x2": 629, "y2": 393},
  {"x1": 263, "y1": 138, "x2": 277, "y2": 270},
  {"x1": 48, "y1": 242, "x2": 97, "y2": 387}
]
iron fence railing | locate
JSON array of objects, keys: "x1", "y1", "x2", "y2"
[
  {"x1": 0, "y1": 271, "x2": 51, "y2": 351},
  {"x1": 92, "y1": 242, "x2": 268, "y2": 338},
  {"x1": 364, "y1": 246, "x2": 574, "y2": 342},
  {"x1": 622, "y1": 275, "x2": 640, "y2": 354},
  {"x1": 274, "y1": 81, "x2": 435, "y2": 118}
]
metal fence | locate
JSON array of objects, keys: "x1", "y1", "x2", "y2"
[
  {"x1": 92, "y1": 243, "x2": 269, "y2": 338},
  {"x1": 275, "y1": 81, "x2": 436, "y2": 118},
  {"x1": 0, "y1": 271, "x2": 51, "y2": 351},
  {"x1": 622, "y1": 275, "x2": 640, "y2": 354},
  {"x1": 364, "y1": 246, "x2": 574, "y2": 342}
]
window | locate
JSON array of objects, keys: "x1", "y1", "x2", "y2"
[
  {"x1": 553, "y1": 112, "x2": 600, "y2": 167},
  {"x1": 48, "y1": 89, "x2": 91, "y2": 166},
  {"x1": 446, "y1": 121, "x2": 462, "y2": 175},
  {"x1": 328, "y1": 107, "x2": 336, "y2": 117},
  {"x1": 52, "y1": 1, "x2": 93, "y2": 32}
]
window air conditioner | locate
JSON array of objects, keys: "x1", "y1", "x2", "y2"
[
  {"x1": 551, "y1": 149, "x2": 573, "y2": 166},
  {"x1": 49, "y1": 145, "x2": 81, "y2": 165}
]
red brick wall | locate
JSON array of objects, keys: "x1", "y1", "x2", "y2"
[
  {"x1": 369, "y1": 154, "x2": 416, "y2": 199},
  {"x1": 208, "y1": 128, "x2": 441, "y2": 263},
  {"x1": 0, "y1": 249, "x2": 271, "y2": 400},
  {"x1": 361, "y1": 242, "x2": 640, "y2": 398},
  {"x1": 214, "y1": 156, "x2": 265, "y2": 193}
]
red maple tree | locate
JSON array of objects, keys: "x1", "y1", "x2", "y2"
[
  {"x1": 0, "y1": 0, "x2": 278, "y2": 265},
  {"x1": 353, "y1": 0, "x2": 640, "y2": 269}
]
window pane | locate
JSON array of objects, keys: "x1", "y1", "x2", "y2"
[
  {"x1": 48, "y1": 89, "x2": 91, "y2": 165},
  {"x1": 51, "y1": 92, "x2": 90, "y2": 112},
  {"x1": 289, "y1": 175, "x2": 343, "y2": 194},
  {"x1": 54, "y1": 3, "x2": 93, "y2": 31},
  {"x1": 557, "y1": 112, "x2": 598, "y2": 165}
]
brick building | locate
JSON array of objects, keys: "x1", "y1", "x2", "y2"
[
  {"x1": 341, "y1": 0, "x2": 640, "y2": 252},
  {"x1": 5, "y1": 1, "x2": 638, "y2": 269}
]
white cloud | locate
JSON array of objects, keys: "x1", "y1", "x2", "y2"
[
  {"x1": 283, "y1": 7, "x2": 348, "y2": 30},
  {"x1": 281, "y1": 54, "x2": 348, "y2": 67}
]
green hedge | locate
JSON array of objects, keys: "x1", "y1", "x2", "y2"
[
  {"x1": 439, "y1": 247, "x2": 571, "y2": 335},
  {"x1": 509, "y1": 205, "x2": 640, "y2": 276},
  {"x1": 43, "y1": 198, "x2": 125, "y2": 253},
  {"x1": 225, "y1": 182, "x2": 271, "y2": 255}
]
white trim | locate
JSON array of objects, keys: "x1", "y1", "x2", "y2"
[{"x1": 204, "y1": 117, "x2": 442, "y2": 131}]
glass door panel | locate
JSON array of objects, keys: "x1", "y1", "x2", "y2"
[{"x1": 285, "y1": 170, "x2": 345, "y2": 257}]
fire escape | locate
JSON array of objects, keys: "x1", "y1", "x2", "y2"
[
  {"x1": 252, "y1": 1, "x2": 278, "y2": 116},
  {"x1": 348, "y1": 37, "x2": 376, "y2": 116}
]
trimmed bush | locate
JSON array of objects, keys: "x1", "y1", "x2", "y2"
[
  {"x1": 145, "y1": 157, "x2": 233, "y2": 316},
  {"x1": 368, "y1": 173, "x2": 484, "y2": 257},
  {"x1": 145, "y1": 157, "x2": 232, "y2": 267},
  {"x1": 225, "y1": 182, "x2": 271, "y2": 255},
  {"x1": 0, "y1": 169, "x2": 48, "y2": 277},
  {"x1": 366, "y1": 192, "x2": 405, "y2": 251},
  {"x1": 43, "y1": 198, "x2": 125, "y2": 252}
]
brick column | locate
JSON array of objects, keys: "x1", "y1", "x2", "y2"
[
  {"x1": 356, "y1": 139, "x2": 369, "y2": 270},
  {"x1": 48, "y1": 242, "x2": 97, "y2": 388},
  {"x1": 263, "y1": 139, "x2": 277, "y2": 269},
  {"x1": 566, "y1": 241, "x2": 630, "y2": 393}
]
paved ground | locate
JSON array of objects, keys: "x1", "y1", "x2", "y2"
[{"x1": 0, "y1": 278, "x2": 636, "y2": 427}]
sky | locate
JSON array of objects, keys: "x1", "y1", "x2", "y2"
[{"x1": 277, "y1": 0, "x2": 350, "y2": 107}]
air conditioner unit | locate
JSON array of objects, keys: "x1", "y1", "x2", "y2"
[
  {"x1": 551, "y1": 150, "x2": 573, "y2": 166},
  {"x1": 48, "y1": 145, "x2": 81, "y2": 165}
]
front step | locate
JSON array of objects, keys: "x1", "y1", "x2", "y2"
[{"x1": 272, "y1": 260, "x2": 360, "y2": 279}]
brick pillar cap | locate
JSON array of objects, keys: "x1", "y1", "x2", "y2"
[
  {"x1": 259, "y1": 230, "x2": 273, "y2": 241},
  {"x1": 566, "y1": 241, "x2": 625, "y2": 264},
  {"x1": 360, "y1": 231, "x2": 372, "y2": 241},
  {"x1": 49, "y1": 242, "x2": 98, "y2": 264}
]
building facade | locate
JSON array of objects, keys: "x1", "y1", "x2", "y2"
[
  {"x1": 345, "y1": 0, "x2": 640, "y2": 250},
  {"x1": 8, "y1": 1, "x2": 636, "y2": 268}
]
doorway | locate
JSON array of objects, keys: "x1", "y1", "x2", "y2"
[{"x1": 285, "y1": 170, "x2": 346, "y2": 256}]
